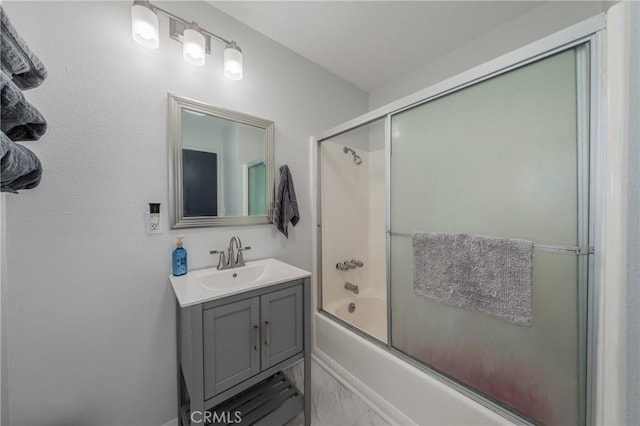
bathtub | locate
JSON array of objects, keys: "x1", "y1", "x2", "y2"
[
  {"x1": 314, "y1": 312, "x2": 513, "y2": 425},
  {"x1": 325, "y1": 295, "x2": 388, "y2": 343}
]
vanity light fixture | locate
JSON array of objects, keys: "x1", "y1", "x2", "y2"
[
  {"x1": 182, "y1": 23, "x2": 205, "y2": 66},
  {"x1": 131, "y1": 0, "x2": 159, "y2": 49},
  {"x1": 224, "y1": 41, "x2": 243, "y2": 80},
  {"x1": 130, "y1": 0, "x2": 243, "y2": 79}
]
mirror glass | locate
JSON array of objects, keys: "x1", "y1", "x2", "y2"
[{"x1": 169, "y1": 94, "x2": 274, "y2": 228}]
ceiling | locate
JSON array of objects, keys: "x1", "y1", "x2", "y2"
[{"x1": 209, "y1": 1, "x2": 543, "y2": 92}]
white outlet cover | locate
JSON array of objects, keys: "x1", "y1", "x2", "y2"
[{"x1": 145, "y1": 212, "x2": 162, "y2": 234}]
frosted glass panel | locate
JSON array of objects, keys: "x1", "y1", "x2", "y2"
[{"x1": 390, "y1": 49, "x2": 586, "y2": 425}]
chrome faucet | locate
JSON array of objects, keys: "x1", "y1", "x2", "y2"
[
  {"x1": 210, "y1": 236, "x2": 251, "y2": 270},
  {"x1": 344, "y1": 282, "x2": 359, "y2": 294},
  {"x1": 336, "y1": 259, "x2": 365, "y2": 270},
  {"x1": 228, "y1": 236, "x2": 244, "y2": 268}
]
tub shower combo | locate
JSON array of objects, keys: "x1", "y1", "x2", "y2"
[{"x1": 317, "y1": 41, "x2": 597, "y2": 425}]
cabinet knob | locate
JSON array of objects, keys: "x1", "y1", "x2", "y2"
[{"x1": 264, "y1": 321, "x2": 270, "y2": 346}]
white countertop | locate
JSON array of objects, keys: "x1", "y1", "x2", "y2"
[{"x1": 169, "y1": 257, "x2": 311, "y2": 308}]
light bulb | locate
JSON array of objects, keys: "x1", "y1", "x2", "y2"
[
  {"x1": 224, "y1": 42, "x2": 243, "y2": 80},
  {"x1": 131, "y1": 3, "x2": 159, "y2": 49},
  {"x1": 183, "y1": 28, "x2": 205, "y2": 66}
]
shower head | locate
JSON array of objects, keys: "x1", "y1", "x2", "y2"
[{"x1": 343, "y1": 146, "x2": 362, "y2": 165}]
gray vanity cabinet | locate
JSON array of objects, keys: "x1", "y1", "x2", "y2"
[
  {"x1": 260, "y1": 285, "x2": 303, "y2": 369},
  {"x1": 202, "y1": 285, "x2": 303, "y2": 399},
  {"x1": 178, "y1": 278, "x2": 310, "y2": 426},
  {"x1": 203, "y1": 297, "x2": 261, "y2": 399}
]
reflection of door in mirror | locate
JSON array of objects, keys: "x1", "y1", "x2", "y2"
[
  {"x1": 245, "y1": 161, "x2": 266, "y2": 216},
  {"x1": 182, "y1": 149, "x2": 218, "y2": 217}
]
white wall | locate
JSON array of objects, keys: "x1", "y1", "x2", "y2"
[
  {"x1": 1, "y1": 193, "x2": 7, "y2": 426},
  {"x1": 627, "y1": 5, "x2": 640, "y2": 425},
  {"x1": 2, "y1": 2, "x2": 367, "y2": 425},
  {"x1": 222, "y1": 124, "x2": 239, "y2": 216},
  {"x1": 181, "y1": 112, "x2": 226, "y2": 154},
  {"x1": 236, "y1": 125, "x2": 265, "y2": 215},
  {"x1": 599, "y1": 3, "x2": 634, "y2": 423},
  {"x1": 369, "y1": 1, "x2": 609, "y2": 109},
  {"x1": 236, "y1": 125, "x2": 264, "y2": 167},
  {"x1": 366, "y1": 121, "x2": 386, "y2": 298}
]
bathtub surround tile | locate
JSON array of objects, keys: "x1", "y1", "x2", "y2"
[
  {"x1": 359, "y1": 408, "x2": 391, "y2": 426},
  {"x1": 311, "y1": 387, "x2": 339, "y2": 425},
  {"x1": 284, "y1": 411, "x2": 305, "y2": 426},
  {"x1": 335, "y1": 380, "x2": 372, "y2": 425},
  {"x1": 283, "y1": 360, "x2": 305, "y2": 391},
  {"x1": 353, "y1": 409, "x2": 386, "y2": 426},
  {"x1": 283, "y1": 357, "x2": 394, "y2": 425},
  {"x1": 282, "y1": 359, "x2": 350, "y2": 425},
  {"x1": 311, "y1": 359, "x2": 337, "y2": 392},
  {"x1": 314, "y1": 351, "x2": 416, "y2": 425}
]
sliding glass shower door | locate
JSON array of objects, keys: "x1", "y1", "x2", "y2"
[
  {"x1": 319, "y1": 119, "x2": 388, "y2": 342},
  {"x1": 389, "y1": 47, "x2": 589, "y2": 425}
]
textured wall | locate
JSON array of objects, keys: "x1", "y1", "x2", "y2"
[
  {"x1": 2, "y1": 2, "x2": 367, "y2": 425},
  {"x1": 369, "y1": 1, "x2": 608, "y2": 109},
  {"x1": 627, "y1": 3, "x2": 640, "y2": 425}
]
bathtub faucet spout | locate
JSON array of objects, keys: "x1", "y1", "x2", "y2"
[{"x1": 344, "y1": 282, "x2": 359, "y2": 294}]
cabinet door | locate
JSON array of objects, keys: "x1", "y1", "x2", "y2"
[
  {"x1": 203, "y1": 297, "x2": 260, "y2": 399},
  {"x1": 260, "y1": 285, "x2": 303, "y2": 369}
]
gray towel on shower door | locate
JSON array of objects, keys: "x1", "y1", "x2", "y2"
[
  {"x1": 0, "y1": 6, "x2": 48, "y2": 90},
  {"x1": 1, "y1": 130, "x2": 42, "y2": 193},
  {"x1": 272, "y1": 165, "x2": 299, "y2": 238},
  {"x1": 412, "y1": 232, "x2": 533, "y2": 326},
  {"x1": 0, "y1": 71, "x2": 47, "y2": 141}
]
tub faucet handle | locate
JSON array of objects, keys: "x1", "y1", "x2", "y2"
[
  {"x1": 210, "y1": 249, "x2": 228, "y2": 270},
  {"x1": 236, "y1": 246, "x2": 251, "y2": 266},
  {"x1": 336, "y1": 262, "x2": 350, "y2": 271},
  {"x1": 350, "y1": 259, "x2": 364, "y2": 268}
]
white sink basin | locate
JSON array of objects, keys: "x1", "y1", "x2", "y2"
[
  {"x1": 198, "y1": 262, "x2": 266, "y2": 290},
  {"x1": 169, "y1": 258, "x2": 311, "y2": 308}
]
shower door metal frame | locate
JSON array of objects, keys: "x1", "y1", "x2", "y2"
[{"x1": 314, "y1": 14, "x2": 605, "y2": 426}]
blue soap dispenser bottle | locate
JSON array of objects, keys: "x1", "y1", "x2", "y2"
[{"x1": 172, "y1": 236, "x2": 187, "y2": 276}]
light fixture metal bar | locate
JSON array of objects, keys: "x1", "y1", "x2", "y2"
[{"x1": 146, "y1": 1, "x2": 233, "y2": 46}]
